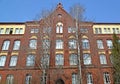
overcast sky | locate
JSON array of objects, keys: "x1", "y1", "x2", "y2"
[{"x1": 0, "y1": 0, "x2": 120, "y2": 23}]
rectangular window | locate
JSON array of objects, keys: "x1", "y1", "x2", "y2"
[
  {"x1": 103, "y1": 72, "x2": 110, "y2": 84},
  {"x1": 107, "y1": 40, "x2": 113, "y2": 49},
  {"x1": 100, "y1": 54, "x2": 107, "y2": 64},
  {"x1": 80, "y1": 28, "x2": 88, "y2": 33},
  {"x1": 68, "y1": 27, "x2": 76, "y2": 33},
  {"x1": 97, "y1": 40, "x2": 104, "y2": 49},
  {"x1": 26, "y1": 55, "x2": 35, "y2": 66},
  {"x1": 15, "y1": 28, "x2": 19, "y2": 34},
  {"x1": 83, "y1": 54, "x2": 92, "y2": 65},
  {"x1": 95, "y1": 28, "x2": 102, "y2": 34},
  {"x1": 82, "y1": 39, "x2": 90, "y2": 49},
  {"x1": 9, "y1": 56, "x2": 18, "y2": 67},
  {"x1": 0, "y1": 28, "x2": 4, "y2": 34},
  {"x1": 5, "y1": 28, "x2": 10, "y2": 34},
  {"x1": 55, "y1": 54, "x2": 64, "y2": 65},
  {"x1": 13, "y1": 40, "x2": 20, "y2": 50},
  {"x1": 29, "y1": 39, "x2": 37, "y2": 49},
  {"x1": 56, "y1": 39, "x2": 63, "y2": 49},
  {"x1": 43, "y1": 39, "x2": 50, "y2": 49},
  {"x1": 26, "y1": 74, "x2": 32, "y2": 84},
  {"x1": 69, "y1": 54, "x2": 78, "y2": 65},
  {"x1": 69, "y1": 39, "x2": 77, "y2": 49},
  {"x1": 72, "y1": 73, "x2": 78, "y2": 84},
  {"x1": 87, "y1": 73, "x2": 93, "y2": 84},
  {"x1": 30, "y1": 28, "x2": 39, "y2": 33},
  {"x1": 2, "y1": 40, "x2": 10, "y2": 50},
  {"x1": 6, "y1": 75, "x2": 14, "y2": 84}
]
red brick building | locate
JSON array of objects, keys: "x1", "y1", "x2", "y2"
[{"x1": 0, "y1": 3, "x2": 119, "y2": 84}]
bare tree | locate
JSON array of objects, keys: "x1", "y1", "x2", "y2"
[{"x1": 69, "y1": 3, "x2": 85, "y2": 84}]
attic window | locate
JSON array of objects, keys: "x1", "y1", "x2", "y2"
[{"x1": 58, "y1": 14, "x2": 62, "y2": 18}]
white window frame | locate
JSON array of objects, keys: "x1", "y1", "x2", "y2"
[
  {"x1": 82, "y1": 39, "x2": 90, "y2": 49},
  {"x1": 107, "y1": 40, "x2": 113, "y2": 49},
  {"x1": 9, "y1": 56, "x2": 18, "y2": 67},
  {"x1": 56, "y1": 39, "x2": 63, "y2": 49},
  {"x1": 97, "y1": 40, "x2": 104, "y2": 49},
  {"x1": 69, "y1": 39, "x2": 77, "y2": 49},
  {"x1": 13, "y1": 40, "x2": 20, "y2": 50},
  {"x1": 87, "y1": 73, "x2": 93, "y2": 84},
  {"x1": 26, "y1": 55, "x2": 35, "y2": 66},
  {"x1": 0, "y1": 56, "x2": 6, "y2": 66},
  {"x1": 41, "y1": 54, "x2": 50, "y2": 68},
  {"x1": 26, "y1": 74, "x2": 32, "y2": 84},
  {"x1": 0, "y1": 28, "x2": 4, "y2": 34},
  {"x1": 6, "y1": 75, "x2": 14, "y2": 84},
  {"x1": 55, "y1": 54, "x2": 64, "y2": 65},
  {"x1": 103, "y1": 72, "x2": 110, "y2": 84},
  {"x1": 29, "y1": 39, "x2": 37, "y2": 49},
  {"x1": 83, "y1": 54, "x2": 92, "y2": 65},
  {"x1": 2, "y1": 40, "x2": 10, "y2": 50},
  {"x1": 100, "y1": 54, "x2": 107, "y2": 64},
  {"x1": 72, "y1": 73, "x2": 78, "y2": 84},
  {"x1": 69, "y1": 54, "x2": 78, "y2": 65}
]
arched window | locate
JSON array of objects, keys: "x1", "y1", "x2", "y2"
[
  {"x1": 6, "y1": 75, "x2": 14, "y2": 84},
  {"x1": 86, "y1": 73, "x2": 93, "y2": 84},
  {"x1": 2, "y1": 40, "x2": 10, "y2": 50},
  {"x1": 72, "y1": 73, "x2": 78, "y2": 84},
  {"x1": 56, "y1": 22, "x2": 63, "y2": 33},
  {"x1": 26, "y1": 55, "x2": 35, "y2": 66},
  {"x1": 13, "y1": 40, "x2": 21, "y2": 50},
  {"x1": 69, "y1": 54, "x2": 78, "y2": 65},
  {"x1": 25, "y1": 74, "x2": 32, "y2": 84},
  {"x1": 9, "y1": 56, "x2": 18, "y2": 67},
  {"x1": 0, "y1": 56, "x2": 6, "y2": 66},
  {"x1": 82, "y1": 39, "x2": 90, "y2": 49}
]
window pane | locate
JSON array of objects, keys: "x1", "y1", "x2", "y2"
[
  {"x1": 82, "y1": 39, "x2": 90, "y2": 49},
  {"x1": 87, "y1": 73, "x2": 93, "y2": 84},
  {"x1": 83, "y1": 54, "x2": 91, "y2": 65},
  {"x1": 5, "y1": 28, "x2": 10, "y2": 34},
  {"x1": 29, "y1": 39, "x2": 37, "y2": 49},
  {"x1": 13, "y1": 40, "x2": 20, "y2": 50},
  {"x1": 103, "y1": 72, "x2": 110, "y2": 84},
  {"x1": 69, "y1": 39, "x2": 77, "y2": 49},
  {"x1": 0, "y1": 56, "x2": 6, "y2": 66},
  {"x1": 72, "y1": 73, "x2": 78, "y2": 84},
  {"x1": 107, "y1": 40, "x2": 113, "y2": 49},
  {"x1": 26, "y1": 55, "x2": 35, "y2": 66},
  {"x1": 55, "y1": 54, "x2": 64, "y2": 65},
  {"x1": 100, "y1": 55, "x2": 107, "y2": 64},
  {"x1": 26, "y1": 74, "x2": 32, "y2": 84},
  {"x1": 56, "y1": 39, "x2": 63, "y2": 49},
  {"x1": 41, "y1": 54, "x2": 50, "y2": 68},
  {"x1": 15, "y1": 28, "x2": 19, "y2": 34},
  {"x1": 97, "y1": 40, "x2": 104, "y2": 49},
  {"x1": 9, "y1": 56, "x2": 18, "y2": 66},
  {"x1": 2, "y1": 40, "x2": 10, "y2": 50},
  {"x1": 70, "y1": 54, "x2": 78, "y2": 65},
  {"x1": 43, "y1": 39, "x2": 50, "y2": 49},
  {"x1": 6, "y1": 75, "x2": 14, "y2": 84},
  {"x1": 0, "y1": 28, "x2": 4, "y2": 34}
]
